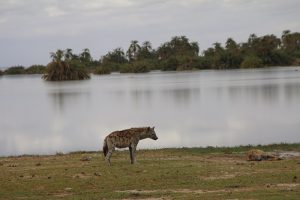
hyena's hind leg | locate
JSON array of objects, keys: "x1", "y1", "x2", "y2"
[{"x1": 105, "y1": 145, "x2": 115, "y2": 166}]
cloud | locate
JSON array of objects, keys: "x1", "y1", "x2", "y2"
[{"x1": 45, "y1": 6, "x2": 66, "y2": 17}]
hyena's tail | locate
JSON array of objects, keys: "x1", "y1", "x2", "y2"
[{"x1": 103, "y1": 138, "x2": 108, "y2": 157}]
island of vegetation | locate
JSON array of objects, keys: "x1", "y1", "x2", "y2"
[
  {"x1": 0, "y1": 30, "x2": 299, "y2": 80},
  {"x1": 42, "y1": 49, "x2": 90, "y2": 81}
]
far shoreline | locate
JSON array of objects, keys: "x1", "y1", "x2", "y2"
[{"x1": 1, "y1": 65, "x2": 300, "y2": 78}]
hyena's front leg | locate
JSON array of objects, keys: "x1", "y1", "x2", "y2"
[
  {"x1": 130, "y1": 144, "x2": 137, "y2": 164},
  {"x1": 129, "y1": 146, "x2": 134, "y2": 164}
]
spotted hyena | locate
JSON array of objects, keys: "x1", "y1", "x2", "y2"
[
  {"x1": 246, "y1": 149, "x2": 279, "y2": 161},
  {"x1": 103, "y1": 127, "x2": 158, "y2": 165}
]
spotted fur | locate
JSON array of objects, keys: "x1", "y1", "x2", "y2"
[
  {"x1": 246, "y1": 149, "x2": 279, "y2": 161},
  {"x1": 103, "y1": 127, "x2": 158, "y2": 165}
]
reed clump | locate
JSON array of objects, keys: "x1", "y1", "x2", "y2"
[{"x1": 42, "y1": 50, "x2": 90, "y2": 81}]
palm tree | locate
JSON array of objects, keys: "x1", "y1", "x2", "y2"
[
  {"x1": 50, "y1": 49, "x2": 64, "y2": 62},
  {"x1": 137, "y1": 41, "x2": 155, "y2": 60},
  {"x1": 127, "y1": 40, "x2": 141, "y2": 61},
  {"x1": 80, "y1": 48, "x2": 92, "y2": 63},
  {"x1": 42, "y1": 49, "x2": 90, "y2": 81},
  {"x1": 64, "y1": 48, "x2": 73, "y2": 61},
  {"x1": 248, "y1": 34, "x2": 258, "y2": 48},
  {"x1": 102, "y1": 48, "x2": 127, "y2": 64},
  {"x1": 142, "y1": 41, "x2": 152, "y2": 51},
  {"x1": 225, "y1": 38, "x2": 238, "y2": 50},
  {"x1": 190, "y1": 42, "x2": 199, "y2": 55}
]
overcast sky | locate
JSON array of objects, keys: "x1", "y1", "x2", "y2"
[{"x1": 0, "y1": 0, "x2": 300, "y2": 67}]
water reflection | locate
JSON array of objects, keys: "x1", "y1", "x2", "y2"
[
  {"x1": 48, "y1": 89, "x2": 91, "y2": 112},
  {"x1": 284, "y1": 82, "x2": 300, "y2": 102},
  {"x1": 130, "y1": 89, "x2": 153, "y2": 105},
  {"x1": 160, "y1": 88, "x2": 201, "y2": 105},
  {"x1": 227, "y1": 84, "x2": 280, "y2": 104}
]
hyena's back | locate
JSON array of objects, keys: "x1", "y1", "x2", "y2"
[{"x1": 105, "y1": 128, "x2": 143, "y2": 148}]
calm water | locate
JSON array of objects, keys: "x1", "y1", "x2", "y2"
[{"x1": 1, "y1": 67, "x2": 300, "y2": 156}]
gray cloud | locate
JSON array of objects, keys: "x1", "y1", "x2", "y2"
[{"x1": 0, "y1": 0, "x2": 299, "y2": 67}]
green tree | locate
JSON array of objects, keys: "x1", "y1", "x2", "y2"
[
  {"x1": 80, "y1": 48, "x2": 92, "y2": 64},
  {"x1": 50, "y1": 49, "x2": 64, "y2": 62},
  {"x1": 94, "y1": 66, "x2": 111, "y2": 75},
  {"x1": 137, "y1": 41, "x2": 155, "y2": 60},
  {"x1": 224, "y1": 38, "x2": 243, "y2": 68},
  {"x1": 101, "y1": 48, "x2": 128, "y2": 71},
  {"x1": 25, "y1": 65, "x2": 46, "y2": 74},
  {"x1": 42, "y1": 49, "x2": 90, "y2": 81},
  {"x1": 64, "y1": 48, "x2": 73, "y2": 61},
  {"x1": 241, "y1": 55, "x2": 263, "y2": 68},
  {"x1": 157, "y1": 36, "x2": 199, "y2": 70},
  {"x1": 281, "y1": 30, "x2": 300, "y2": 57},
  {"x1": 120, "y1": 60, "x2": 151, "y2": 73},
  {"x1": 127, "y1": 40, "x2": 141, "y2": 61},
  {"x1": 4, "y1": 66, "x2": 26, "y2": 75},
  {"x1": 202, "y1": 42, "x2": 227, "y2": 69}
]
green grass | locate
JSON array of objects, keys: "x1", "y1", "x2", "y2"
[{"x1": 1, "y1": 144, "x2": 299, "y2": 199}]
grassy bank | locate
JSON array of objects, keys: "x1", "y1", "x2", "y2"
[{"x1": 1, "y1": 144, "x2": 300, "y2": 199}]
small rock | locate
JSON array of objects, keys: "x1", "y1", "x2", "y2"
[
  {"x1": 65, "y1": 187, "x2": 72, "y2": 191},
  {"x1": 94, "y1": 172, "x2": 101, "y2": 176},
  {"x1": 293, "y1": 176, "x2": 297, "y2": 182},
  {"x1": 236, "y1": 162, "x2": 245, "y2": 165},
  {"x1": 226, "y1": 185, "x2": 240, "y2": 188},
  {"x1": 19, "y1": 175, "x2": 24, "y2": 178},
  {"x1": 36, "y1": 163, "x2": 41, "y2": 166},
  {"x1": 47, "y1": 176, "x2": 51, "y2": 179},
  {"x1": 80, "y1": 156, "x2": 91, "y2": 161}
]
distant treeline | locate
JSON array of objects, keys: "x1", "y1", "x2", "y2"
[
  {"x1": 1, "y1": 30, "x2": 299, "y2": 77},
  {"x1": 0, "y1": 65, "x2": 46, "y2": 75}
]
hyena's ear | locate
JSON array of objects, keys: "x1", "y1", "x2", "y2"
[
  {"x1": 147, "y1": 127, "x2": 150, "y2": 131},
  {"x1": 152, "y1": 126, "x2": 155, "y2": 130}
]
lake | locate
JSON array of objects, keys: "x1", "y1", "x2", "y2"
[{"x1": 1, "y1": 67, "x2": 300, "y2": 156}]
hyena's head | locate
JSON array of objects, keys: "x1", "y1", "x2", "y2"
[{"x1": 147, "y1": 127, "x2": 158, "y2": 140}]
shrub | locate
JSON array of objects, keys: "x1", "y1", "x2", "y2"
[
  {"x1": 100, "y1": 61, "x2": 123, "y2": 72},
  {"x1": 120, "y1": 60, "x2": 150, "y2": 73},
  {"x1": 292, "y1": 58, "x2": 300, "y2": 66},
  {"x1": 42, "y1": 61, "x2": 90, "y2": 81},
  {"x1": 94, "y1": 66, "x2": 111, "y2": 75},
  {"x1": 25, "y1": 65, "x2": 46, "y2": 74},
  {"x1": 241, "y1": 56, "x2": 263, "y2": 68},
  {"x1": 176, "y1": 56, "x2": 200, "y2": 71},
  {"x1": 269, "y1": 50, "x2": 292, "y2": 66},
  {"x1": 161, "y1": 57, "x2": 179, "y2": 71},
  {"x1": 4, "y1": 66, "x2": 26, "y2": 74}
]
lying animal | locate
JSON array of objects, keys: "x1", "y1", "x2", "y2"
[
  {"x1": 103, "y1": 127, "x2": 158, "y2": 165},
  {"x1": 246, "y1": 149, "x2": 280, "y2": 161}
]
